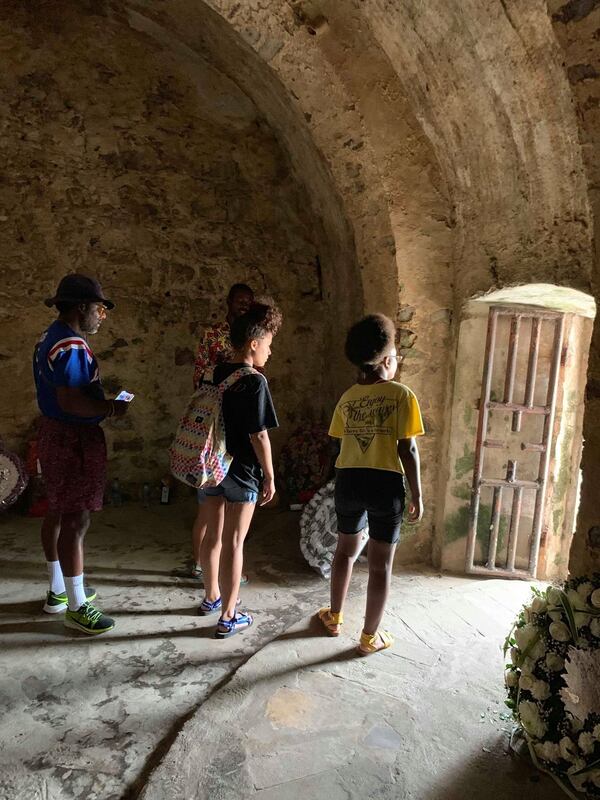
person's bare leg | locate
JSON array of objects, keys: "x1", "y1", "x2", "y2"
[
  {"x1": 330, "y1": 532, "x2": 365, "y2": 616},
  {"x1": 192, "y1": 503, "x2": 208, "y2": 569},
  {"x1": 57, "y1": 510, "x2": 91, "y2": 577},
  {"x1": 363, "y1": 538, "x2": 396, "y2": 635},
  {"x1": 41, "y1": 512, "x2": 62, "y2": 562},
  {"x1": 220, "y1": 502, "x2": 256, "y2": 620},
  {"x1": 200, "y1": 496, "x2": 226, "y2": 602}
]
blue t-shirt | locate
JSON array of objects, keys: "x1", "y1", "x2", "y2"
[{"x1": 33, "y1": 320, "x2": 105, "y2": 424}]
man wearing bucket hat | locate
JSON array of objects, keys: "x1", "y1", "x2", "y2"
[{"x1": 34, "y1": 274, "x2": 128, "y2": 635}]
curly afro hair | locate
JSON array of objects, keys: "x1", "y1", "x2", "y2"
[
  {"x1": 345, "y1": 314, "x2": 396, "y2": 370},
  {"x1": 230, "y1": 301, "x2": 283, "y2": 349}
]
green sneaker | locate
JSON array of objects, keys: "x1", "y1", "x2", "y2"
[
  {"x1": 43, "y1": 586, "x2": 97, "y2": 614},
  {"x1": 64, "y1": 602, "x2": 114, "y2": 635}
]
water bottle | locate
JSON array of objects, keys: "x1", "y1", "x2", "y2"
[{"x1": 110, "y1": 478, "x2": 122, "y2": 507}]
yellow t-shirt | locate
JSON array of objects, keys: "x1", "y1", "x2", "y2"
[{"x1": 329, "y1": 381, "x2": 424, "y2": 473}]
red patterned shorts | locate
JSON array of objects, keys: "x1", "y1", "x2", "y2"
[{"x1": 38, "y1": 417, "x2": 107, "y2": 514}]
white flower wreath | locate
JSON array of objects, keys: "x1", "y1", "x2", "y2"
[{"x1": 504, "y1": 574, "x2": 600, "y2": 797}]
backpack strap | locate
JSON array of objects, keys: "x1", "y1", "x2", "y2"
[{"x1": 217, "y1": 366, "x2": 259, "y2": 394}]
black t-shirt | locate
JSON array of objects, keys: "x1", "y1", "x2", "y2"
[{"x1": 212, "y1": 363, "x2": 279, "y2": 493}]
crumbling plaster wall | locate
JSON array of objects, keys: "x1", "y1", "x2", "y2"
[
  {"x1": 549, "y1": 0, "x2": 600, "y2": 575},
  {"x1": 0, "y1": 3, "x2": 338, "y2": 485},
  {"x1": 158, "y1": 0, "x2": 593, "y2": 568}
]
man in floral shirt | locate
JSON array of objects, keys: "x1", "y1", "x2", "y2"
[
  {"x1": 181, "y1": 283, "x2": 254, "y2": 579},
  {"x1": 193, "y1": 284, "x2": 254, "y2": 388}
]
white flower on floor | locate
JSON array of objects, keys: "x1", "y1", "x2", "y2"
[
  {"x1": 531, "y1": 596, "x2": 547, "y2": 614},
  {"x1": 518, "y1": 700, "x2": 547, "y2": 739},
  {"x1": 577, "y1": 582, "x2": 594, "y2": 603},
  {"x1": 520, "y1": 656, "x2": 535, "y2": 676},
  {"x1": 531, "y1": 679, "x2": 550, "y2": 702},
  {"x1": 579, "y1": 732, "x2": 596, "y2": 755},
  {"x1": 519, "y1": 674, "x2": 534, "y2": 692},
  {"x1": 560, "y1": 647, "x2": 600, "y2": 722},
  {"x1": 559, "y1": 736, "x2": 579, "y2": 763},
  {"x1": 545, "y1": 652, "x2": 564, "y2": 672},
  {"x1": 547, "y1": 586, "x2": 562, "y2": 606},
  {"x1": 506, "y1": 575, "x2": 600, "y2": 796},
  {"x1": 505, "y1": 670, "x2": 518, "y2": 688},
  {"x1": 515, "y1": 623, "x2": 538, "y2": 652},
  {"x1": 549, "y1": 621, "x2": 571, "y2": 642},
  {"x1": 534, "y1": 741, "x2": 561, "y2": 763}
]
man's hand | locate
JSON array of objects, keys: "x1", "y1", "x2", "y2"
[
  {"x1": 260, "y1": 476, "x2": 275, "y2": 506},
  {"x1": 113, "y1": 400, "x2": 129, "y2": 418},
  {"x1": 406, "y1": 496, "x2": 424, "y2": 524}
]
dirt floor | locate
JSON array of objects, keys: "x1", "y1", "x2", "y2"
[{"x1": 0, "y1": 499, "x2": 565, "y2": 800}]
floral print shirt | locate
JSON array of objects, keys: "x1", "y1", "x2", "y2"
[{"x1": 193, "y1": 321, "x2": 232, "y2": 387}]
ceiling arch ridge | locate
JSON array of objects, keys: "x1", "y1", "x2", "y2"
[{"x1": 356, "y1": 0, "x2": 593, "y2": 301}]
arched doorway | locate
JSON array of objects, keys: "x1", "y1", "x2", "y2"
[{"x1": 440, "y1": 285, "x2": 596, "y2": 581}]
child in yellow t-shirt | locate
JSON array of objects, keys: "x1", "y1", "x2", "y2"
[{"x1": 317, "y1": 314, "x2": 424, "y2": 655}]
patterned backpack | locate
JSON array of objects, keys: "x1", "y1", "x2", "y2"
[{"x1": 169, "y1": 366, "x2": 257, "y2": 488}]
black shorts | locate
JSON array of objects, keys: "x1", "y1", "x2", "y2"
[{"x1": 334, "y1": 468, "x2": 405, "y2": 544}]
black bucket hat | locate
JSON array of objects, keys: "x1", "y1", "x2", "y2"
[{"x1": 45, "y1": 274, "x2": 115, "y2": 310}]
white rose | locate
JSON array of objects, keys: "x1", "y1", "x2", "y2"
[
  {"x1": 579, "y1": 732, "x2": 595, "y2": 755},
  {"x1": 545, "y1": 653, "x2": 565, "y2": 672},
  {"x1": 577, "y1": 582, "x2": 594, "y2": 603},
  {"x1": 591, "y1": 588, "x2": 600, "y2": 608},
  {"x1": 531, "y1": 679, "x2": 550, "y2": 702},
  {"x1": 530, "y1": 640, "x2": 547, "y2": 661},
  {"x1": 534, "y1": 741, "x2": 561, "y2": 763},
  {"x1": 572, "y1": 716, "x2": 584, "y2": 733},
  {"x1": 520, "y1": 657, "x2": 535, "y2": 676},
  {"x1": 523, "y1": 607, "x2": 532, "y2": 623},
  {"x1": 574, "y1": 611, "x2": 591, "y2": 629},
  {"x1": 567, "y1": 589, "x2": 587, "y2": 610},
  {"x1": 549, "y1": 621, "x2": 571, "y2": 642},
  {"x1": 515, "y1": 624, "x2": 538, "y2": 652},
  {"x1": 592, "y1": 770, "x2": 600, "y2": 789},
  {"x1": 519, "y1": 700, "x2": 547, "y2": 740},
  {"x1": 548, "y1": 610, "x2": 563, "y2": 622},
  {"x1": 594, "y1": 724, "x2": 600, "y2": 740},
  {"x1": 531, "y1": 596, "x2": 547, "y2": 614},
  {"x1": 559, "y1": 736, "x2": 578, "y2": 763},
  {"x1": 505, "y1": 670, "x2": 519, "y2": 688},
  {"x1": 510, "y1": 646, "x2": 520, "y2": 666},
  {"x1": 591, "y1": 618, "x2": 600, "y2": 638},
  {"x1": 547, "y1": 586, "x2": 562, "y2": 606},
  {"x1": 519, "y1": 674, "x2": 534, "y2": 691}
]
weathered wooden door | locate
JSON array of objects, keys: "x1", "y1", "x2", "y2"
[{"x1": 465, "y1": 305, "x2": 565, "y2": 579}]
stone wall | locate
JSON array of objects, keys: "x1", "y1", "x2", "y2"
[
  {"x1": 0, "y1": 3, "x2": 332, "y2": 490},
  {"x1": 549, "y1": 0, "x2": 600, "y2": 574}
]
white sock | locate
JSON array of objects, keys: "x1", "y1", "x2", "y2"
[
  {"x1": 64, "y1": 574, "x2": 86, "y2": 610},
  {"x1": 47, "y1": 561, "x2": 65, "y2": 595}
]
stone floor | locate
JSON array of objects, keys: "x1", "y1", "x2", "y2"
[{"x1": 0, "y1": 500, "x2": 565, "y2": 800}]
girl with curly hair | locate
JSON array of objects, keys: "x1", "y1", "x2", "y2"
[
  {"x1": 199, "y1": 301, "x2": 282, "y2": 638},
  {"x1": 317, "y1": 314, "x2": 424, "y2": 654}
]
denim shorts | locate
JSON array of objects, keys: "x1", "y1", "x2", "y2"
[
  {"x1": 335, "y1": 468, "x2": 405, "y2": 544},
  {"x1": 201, "y1": 475, "x2": 258, "y2": 504}
]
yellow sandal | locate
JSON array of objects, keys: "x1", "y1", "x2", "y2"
[
  {"x1": 357, "y1": 629, "x2": 394, "y2": 655},
  {"x1": 317, "y1": 607, "x2": 343, "y2": 637}
]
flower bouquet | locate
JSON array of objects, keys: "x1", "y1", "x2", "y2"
[
  {"x1": 278, "y1": 423, "x2": 334, "y2": 505},
  {"x1": 504, "y1": 574, "x2": 600, "y2": 797}
]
